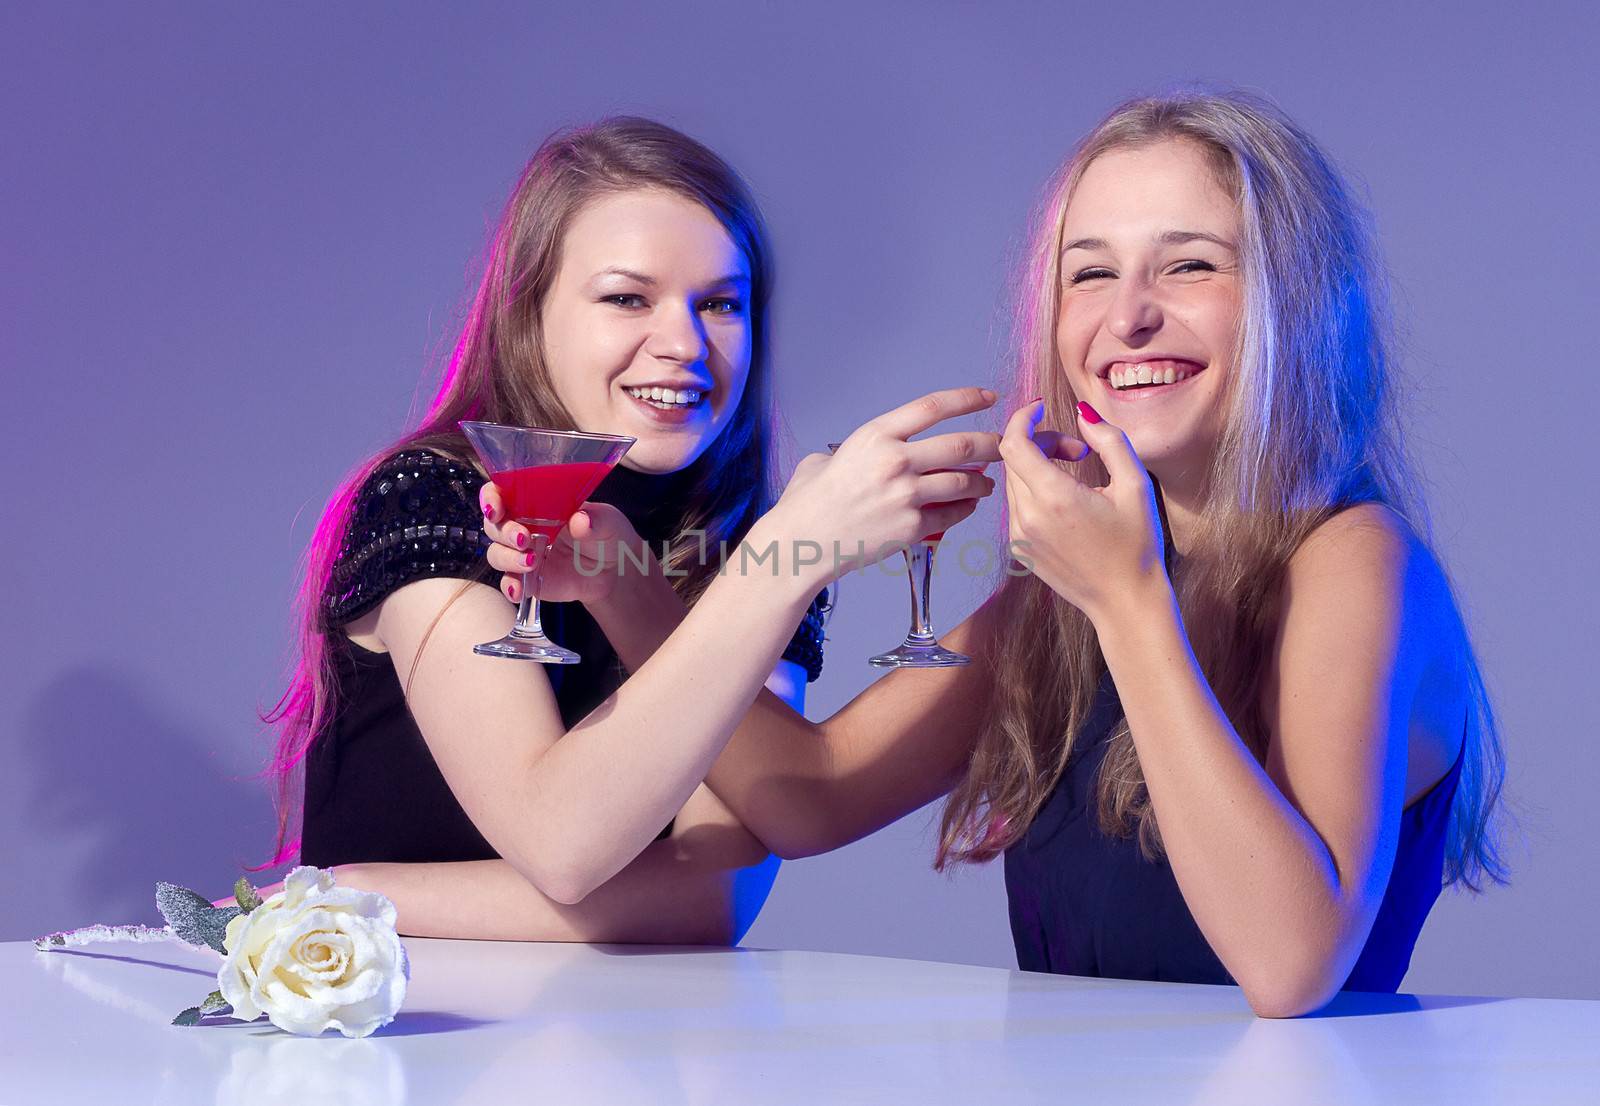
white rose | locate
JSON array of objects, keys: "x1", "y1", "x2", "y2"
[{"x1": 218, "y1": 866, "x2": 409, "y2": 1038}]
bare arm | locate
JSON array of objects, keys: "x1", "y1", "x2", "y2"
[
  {"x1": 332, "y1": 781, "x2": 778, "y2": 945},
  {"x1": 1094, "y1": 505, "x2": 1460, "y2": 1017},
  {"x1": 703, "y1": 598, "x2": 1002, "y2": 859},
  {"x1": 359, "y1": 387, "x2": 1000, "y2": 906}
]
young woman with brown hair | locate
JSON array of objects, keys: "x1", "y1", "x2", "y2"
[{"x1": 261, "y1": 116, "x2": 999, "y2": 944}]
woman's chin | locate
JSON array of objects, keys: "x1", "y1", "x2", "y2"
[{"x1": 616, "y1": 440, "x2": 704, "y2": 475}]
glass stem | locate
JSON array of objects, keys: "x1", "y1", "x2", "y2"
[
  {"x1": 513, "y1": 536, "x2": 551, "y2": 640},
  {"x1": 904, "y1": 541, "x2": 939, "y2": 646}
]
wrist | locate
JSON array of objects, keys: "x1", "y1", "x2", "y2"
[
  {"x1": 734, "y1": 519, "x2": 835, "y2": 604},
  {"x1": 1088, "y1": 566, "x2": 1179, "y2": 648}
]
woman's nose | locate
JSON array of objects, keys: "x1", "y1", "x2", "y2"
[
  {"x1": 1106, "y1": 276, "x2": 1164, "y2": 344},
  {"x1": 648, "y1": 302, "x2": 709, "y2": 364}
]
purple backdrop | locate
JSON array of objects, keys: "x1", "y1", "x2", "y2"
[{"x1": 3, "y1": 1, "x2": 1596, "y2": 998}]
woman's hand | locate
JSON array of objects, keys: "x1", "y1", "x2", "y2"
[
  {"x1": 999, "y1": 399, "x2": 1168, "y2": 625},
  {"x1": 482, "y1": 492, "x2": 649, "y2": 606},
  {"x1": 753, "y1": 387, "x2": 1002, "y2": 590}
]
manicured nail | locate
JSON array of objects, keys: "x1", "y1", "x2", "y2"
[
  {"x1": 1077, "y1": 401, "x2": 1102, "y2": 424},
  {"x1": 1031, "y1": 396, "x2": 1044, "y2": 405},
  {"x1": 524, "y1": 551, "x2": 536, "y2": 568},
  {"x1": 514, "y1": 531, "x2": 527, "y2": 549},
  {"x1": 483, "y1": 502, "x2": 494, "y2": 519}
]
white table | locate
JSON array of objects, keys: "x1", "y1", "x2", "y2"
[{"x1": 4, "y1": 936, "x2": 1595, "y2": 1104}]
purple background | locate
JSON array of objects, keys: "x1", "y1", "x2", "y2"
[{"x1": 4, "y1": 2, "x2": 1596, "y2": 999}]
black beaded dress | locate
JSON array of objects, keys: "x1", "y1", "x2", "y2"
[{"x1": 299, "y1": 448, "x2": 830, "y2": 867}]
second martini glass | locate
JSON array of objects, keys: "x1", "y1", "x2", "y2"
[
  {"x1": 829, "y1": 441, "x2": 983, "y2": 669},
  {"x1": 460, "y1": 421, "x2": 634, "y2": 664}
]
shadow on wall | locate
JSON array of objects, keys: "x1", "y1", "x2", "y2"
[{"x1": 22, "y1": 666, "x2": 274, "y2": 932}]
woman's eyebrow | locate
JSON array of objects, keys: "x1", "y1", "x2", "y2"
[
  {"x1": 1062, "y1": 236, "x2": 1108, "y2": 254},
  {"x1": 593, "y1": 267, "x2": 657, "y2": 285},
  {"x1": 590, "y1": 268, "x2": 751, "y2": 287},
  {"x1": 1157, "y1": 229, "x2": 1237, "y2": 250},
  {"x1": 1062, "y1": 230, "x2": 1237, "y2": 254}
]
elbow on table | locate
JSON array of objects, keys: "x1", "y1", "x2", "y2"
[
  {"x1": 511, "y1": 855, "x2": 598, "y2": 907},
  {"x1": 1236, "y1": 962, "x2": 1343, "y2": 1019}
]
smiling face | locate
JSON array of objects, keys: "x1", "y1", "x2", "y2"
[
  {"x1": 1056, "y1": 138, "x2": 1243, "y2": 483},
  {"x1": 539, "y1": 188, "x2": 753, "y2": 474}
]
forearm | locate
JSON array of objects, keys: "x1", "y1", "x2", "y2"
[
  {"x1": 569, "y1": 546, "x2": 830, "y2": 858},
  {"x1": 1093, "y1": 584, "x2": 1354, "y2": 1010},
  {"x1": 704, "y1": 692, "x2": 844, "y2": 859},
  {"x1": 333, "y1": 849, "x2": 746, "y2": 946},
  {"x1": 502, "y1": 532, "x2": 816, "y2": 901}
]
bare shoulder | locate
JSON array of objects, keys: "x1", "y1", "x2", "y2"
[
  {"x1": 1287, "y1": 502, "x2": 1454, "y2": 630},
  {"x1": 1272, "y1": 502, "x2": 1467, "y2": 800},
  {"x1": 1295, "y1": 501, "x2": 1414, "y2": 565}
]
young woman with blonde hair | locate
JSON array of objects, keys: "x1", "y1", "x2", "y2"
[{"x1": 490, "y1": 91, "x2": 1507, "y2": 1015}]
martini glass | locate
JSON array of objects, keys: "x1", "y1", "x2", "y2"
[
  {"x1": 460, "y1": 421, "x2": 634, "y2": 663},
  {"x1": 829, "y1": 442, "x2": 982, "y2": 669}
]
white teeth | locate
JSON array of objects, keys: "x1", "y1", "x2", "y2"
[
  {"x1": 1106, "y1": 363, "x2": 1198, "y2": 390},
  {"x1": 626, "y1": 385, "x2": 704, "y2": 408}
]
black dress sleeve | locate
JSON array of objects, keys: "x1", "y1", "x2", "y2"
[
  {"x1": 779, "y1": 585, "x2": 833, "y2": 683},
  {"x1": 322, "y1": 449, "x2": 496, "y2": 628}
]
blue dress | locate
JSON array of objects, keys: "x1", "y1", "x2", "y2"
[{"x1": 1003, "y1": 670, "x2": 1463, "y2": 992}]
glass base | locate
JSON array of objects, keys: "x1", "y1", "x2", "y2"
[
  {"x1": 473, "y1": 632, "x2": 581, "y2": 664},
  {"x1": 868, "y1": 639, "x2": 971, "y2": 668}
]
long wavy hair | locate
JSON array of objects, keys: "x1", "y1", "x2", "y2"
[
  {"x1": 260, "y1": 118, "x2": 778, "y2": 866},
  {"x1": 936, "y1": 90, "x2": 1507, "y2": 891}
]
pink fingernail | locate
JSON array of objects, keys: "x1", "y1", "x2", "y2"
[
  {"x1": 1077, "y1": 401, "x2": 1102, "y2": 424},
  {"x1": 525, "y1": 551, "x2": 536, "y2": 568},
  {"x1": 483, "y1": 502, "x2": 494, "y2": 519},
  {"x1": 515, "y1": 531, "x2": 527, "y2": 549}
]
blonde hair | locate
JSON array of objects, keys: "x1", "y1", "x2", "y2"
[{"x1": 937, "y1": 90, "x2": 1507, "y2": 891}]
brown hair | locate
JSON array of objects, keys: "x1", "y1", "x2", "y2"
[{"x1": 260, "y1": 117, "x2": 778, "y2": 866}]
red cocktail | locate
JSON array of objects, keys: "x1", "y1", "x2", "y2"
[
  {"x1": 492, "y1": 461, "x2": 619, "y2": 550},
  {"x1": 460, "y1": 422, "x2": 634, "y2": 664}
]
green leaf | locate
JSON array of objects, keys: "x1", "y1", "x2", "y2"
[
  {"x1": 234, "y1": 877, "x2": 264, "y2": 914},
  {"x1": 173, "y1": 991, "x2": 232, "y2": 1027},
  {"x1": 194, "y1": 905, "x2": 240, "y2": 954},
  {"x1": 155, "y1": 883, "x2": 211, "y2": 930}
]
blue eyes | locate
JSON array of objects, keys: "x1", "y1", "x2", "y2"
[
  {"x1": 1068, "y1": 260, "x2": 1218, "y2": 285},
  {"x1": 601, "y1": 294, "x2": 744, "y2": 315}
]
